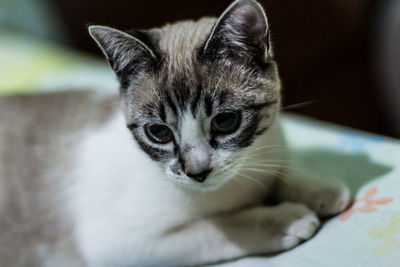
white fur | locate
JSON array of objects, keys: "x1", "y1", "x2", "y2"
[
  {"x1": 65, "y1": 110, "x2": 274, "y2": 265},
  {"x1": 61, "y1": 110, "x2": 351, "y2": 266},
  {"x1": 180, "y1": 112, "x2": 203, "y2": 144}
]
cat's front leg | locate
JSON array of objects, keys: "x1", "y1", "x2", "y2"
[
  {"x1": 158, "y1": 202, "x2": 319, "y2": 266},
  {"x1": 273, "y1": 167, "x2": 352, "y2": 217}
]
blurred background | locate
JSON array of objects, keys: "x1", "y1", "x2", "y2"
[{"x1": 1, "y1": 0, "x2": 399, "y2": 137}]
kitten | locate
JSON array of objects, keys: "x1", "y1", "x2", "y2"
[{"x1": 0, "y1": 0, "x2": 351, "y2": 266}]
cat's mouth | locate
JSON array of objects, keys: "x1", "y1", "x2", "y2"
[{"x1": 165, "y1": 166, "x2": 237, "y2": 191}]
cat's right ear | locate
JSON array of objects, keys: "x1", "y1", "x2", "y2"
[
  {"x1": 88, "y1": 25, "x2": 161, "y2": 87},
  {"x1": 198, "y1": 0, "x2": 271, "y2": 66}
]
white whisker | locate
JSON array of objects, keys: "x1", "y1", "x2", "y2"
[
  {"x1": 231, "y1": 177, "x2": 256, "y2": 194},
  {"x1": 254, "y1": 145, "x2": 287, "y2": 151},
  {"x1": 238, "y1": 167, "x2": 289, "y2": 185},
  {"x1": 236, "y1": 172, "x2": 269, "y2": 193},
  {"x1": 248, "y1": 149, "x2": 290, "y2": 156},
  {"x1": 238, "y1": 163, "x2": 303, "y2": 173}
]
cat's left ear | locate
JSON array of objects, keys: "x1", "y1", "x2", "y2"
[
  {"x1": 199, "y1": 0, "x2": 271, "y2": 64},
  {"x1": 88, "y1": 25, "x2": 161, "y2": 88}
]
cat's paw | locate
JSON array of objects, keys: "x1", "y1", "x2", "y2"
[
  {"x1": 275, "y1": 202, "x2": 320, "y2": 250},
  {"x1": 307, "y1": 180, "x2": 352, "y2": 217}
]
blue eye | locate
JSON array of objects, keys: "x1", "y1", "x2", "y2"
[
  {"x1": 211, "y1": 111, "x2": 241, "y2": 134},
  {"x1": 146, "y1": 124, "x2": 173, "y2": 144}
]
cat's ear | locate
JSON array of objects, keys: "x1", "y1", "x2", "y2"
[
  {"x1": 89, "y1": 25, "x2": 161, "y2": 87},
  {"x1": 199, "y1": 0, "x2": 270, "y2": 64}
]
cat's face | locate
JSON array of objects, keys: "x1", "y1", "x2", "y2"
[{"x1": 89, "y1": 0, "x2": 281, "y2": 189}]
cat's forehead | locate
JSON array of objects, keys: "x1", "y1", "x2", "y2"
[
  {"x1": 128, "y1": 66, "x2": 276, "y2": 122},
  {"x1": 156, "y1": 18, "x2": 216, "y2": 76},
  {"x1": 125, "y1": 17, "x2": 279, "y2": 119},
  {"x1": 155, "y1": 18, "x2": 269, "y2": 89}
]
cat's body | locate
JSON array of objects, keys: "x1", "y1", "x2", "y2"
[
  {"x1": 0, "y1": 90, "x2": 283, "y2": 266},
  {"x1": 0, "y1": 90, "x2": 282, "y2": 266},
  {"x1": 0, "y1": 1, "x2": 351, "y2": 266}
]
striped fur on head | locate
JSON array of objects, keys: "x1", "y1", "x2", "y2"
[{"x1": 89, "y1": 0, "x2": 281, "y2": 188}]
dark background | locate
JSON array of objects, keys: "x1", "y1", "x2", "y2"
[{"x1": 46, "y1": 0, "x2": 399, "y2": 137}]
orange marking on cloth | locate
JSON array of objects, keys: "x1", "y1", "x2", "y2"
[{"x1": 339, "y1": 187, "x2": 393, "y2": 221}]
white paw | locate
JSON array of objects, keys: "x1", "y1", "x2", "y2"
[
  {"x1": 307, "y1": 181, "x2": 352, "y2": 217},
  {"x1": 276, "y1": 203, "x2": 320, "y2": 250}
]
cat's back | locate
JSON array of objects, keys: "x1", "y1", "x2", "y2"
[
  {"x1": 0, "y1": 91, "x2": 118, "y2": 178},
  {"x1": 0, "y1": 90, "x2": 118, "y2": 266}
]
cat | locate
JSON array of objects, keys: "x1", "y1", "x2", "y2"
[{"x1": 0, "y1": 0, "x2": 351, "y2": 266}]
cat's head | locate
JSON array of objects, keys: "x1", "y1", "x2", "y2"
[{"x1": 89, "y1": 0, "x2": 281, "y2": 189}]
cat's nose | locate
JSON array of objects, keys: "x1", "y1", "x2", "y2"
[
  {"x1": 180, "y1": 141, "x2": 212, "y2": 183},
  {"x1": 186, "y1": 169, "x2": 212, "y2": 183}
]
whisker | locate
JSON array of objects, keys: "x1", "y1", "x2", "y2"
[
  {"x1": 282, "y1": 100, "x2": 317, "y2": 111},
  {"x1": 239, "y1": 159, "x2": 294, "y2": 164},
  {"x1": 238, "y1": 167, "x2": 289, "y2": 185},
  {"x1": 233, "y1": 151, "x2": 290, "y2": 163},
  {"x1": 232, "y1": 177, "x2": 256, "y2": 195},
  {"x1": 239, "y1": 167, "x2": 279, "y2": 174},
  {"x1": 254, "y1": 145, "x2": 287, "y2": 151},
  {"x1": 240, "y1": 163, "x2": 304, "y2": 173},
  {"x1": 236, "y1": 172, "x2": 269, "y2": 193},
  {"x1": 248, "y1": 149, "x2": 290, "y2": 156}
]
